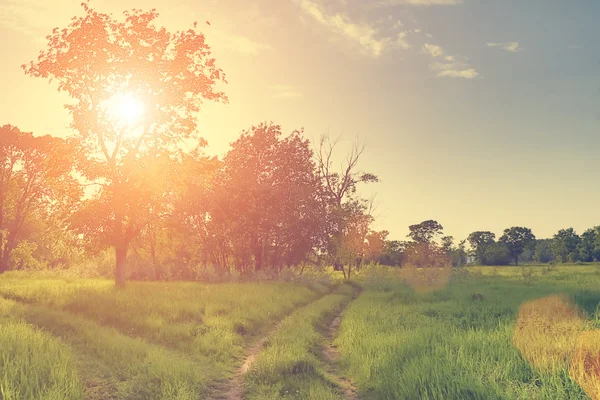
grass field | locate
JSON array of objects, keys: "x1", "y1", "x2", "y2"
[
  {"x1": 336, "y1": 264, "x2": 600, "y2": 399},
  {"x1": 0, "y1": 273, "x2": 335, "y2": 399},
  {"x1": 1, "y1": 265, "x2": 600, "y2": 399}
]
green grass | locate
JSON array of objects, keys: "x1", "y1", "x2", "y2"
[
  {"x1": 3, "y1": 266, "x2": 600, "y2": 399},
  {"x1": 0, "y1": 312, "x2": 84, "y2": 400},
  {"x1": 336, "y1": 265, "x2": 600, "y2": 399},
  {"x1": 0, "y1": 273, "x2": 334, "y2": 399},
  {"x1": 245, "y1": 283, "x2": 356, "y2": 399}
]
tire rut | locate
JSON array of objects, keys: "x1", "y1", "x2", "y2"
[
  {"x1": 322, "y1": 285, "x2": 362, "y2": 400},
  {"x1": 211, "y1": 292, "x2": 329, "y2": 400}
]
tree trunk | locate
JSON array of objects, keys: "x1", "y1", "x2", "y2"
[
  {"x1": 150, "y1": 241, "x2": 159, "y2": 280},
  {"x1": 298, "y1": 263, "x2": 306, "y2": 276},
  {"x1": 514, "y1": 254, "x2": 519, "y2": 266},
  {"x1": 0, "y1": 249, "x2": 11, "y2": 274},
  {"x1": 115, "y1": 243, "x2": 128, "y2": 289},
  {"x1": 356, "y1": 256, "x2": 363, "y2": 271},
  {"x1": 341, "y1": 265, "x2": 347, "y2": 279},
  {"x1": 254, "y1": 241, "x2": 263, "y2": 271}
]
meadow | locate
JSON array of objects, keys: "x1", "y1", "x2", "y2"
[{"x1": 1, "y1": 265, "x2": 600, "y2": 399}]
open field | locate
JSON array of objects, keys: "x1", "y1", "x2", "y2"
[{"x1": 2, "y1": 265, "x2": 600, "y2": 399}]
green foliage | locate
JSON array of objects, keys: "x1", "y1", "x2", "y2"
[
  {"x1": 408, "y1": 220, "x2": 444, "y2": 243},
  {"x1": 499, "y1": 226, "x2": 536, "y2": 266},
  {"x1": 577, "y1": 227, "x2": 600, "y2": 262},
  {"x1": 23, "y1": 3, "x2": 228, "y2": 287},
  {"x1": 9, "y1": 241, "x2": 45, "y2": 271},
  {"x1": 467, "y1": 231, "x2": 496, "y2": 265},
  {"x1": 482, "y1": 242, "x2": 512, "y2": 266},
  {"x1": 404, "y1": 220, "x2": 448, "y2": 267},
  {"x1": 376, "y1": 240, "x2": 406, "y2": 267},
  {"x1": 535, "y1": 239, "x2": 556, "y2": 263},
  {"x1": 551, "y1": 228, "x2": 581, "y2": 263},
  {"x1": 0, "y1": 125, "x2": 79, "y2": 274}
]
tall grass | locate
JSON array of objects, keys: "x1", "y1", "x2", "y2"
[
  {"x1": 0, "y1": 316, "x2": 84, "y2": 400},
  {"x1": 0, "y1": 274, "x2": 333, "y2": 399},
  {"x1": 336, "y1": 266, "x2": 598, "y2": 399},
  {"x1": 245, "y1": 283, "x2": 356, "y2": 399}
]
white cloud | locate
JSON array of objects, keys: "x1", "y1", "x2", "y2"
[
  {"x1": 270, "y1": 85, "x2": 302, "y2": 99},
  {"x1": 430, "y1": 59, "x2": 478, "y2": 79},
  {"x1": 421, "y1": 43, "x2": 478, "y2": 79},
  {"x1": 422, "y1": 43, "x2": 444, "y2": 57},
  {"x1": 295, "y1": 0, "x2": 410, "y2": 57},
  {"x1": 396, "y1": 32, "x2": 410, "y2": 49},
  {"x1": 487, "y1": 42, "x2": 523, "y2": 53}
]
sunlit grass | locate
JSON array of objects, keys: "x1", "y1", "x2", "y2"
[
  {"x1": 246, "y1": 283, "x2": 356, "y2": 399},
  {"x1": 570, "y1": 330, "x2": 600, "y2": 400},
  {"x1": 3, "y1": 267, "x2": 600, "y2": 399},
  {"x1": 513, "y1": 295, "x2": 585, "y2": 372},
  {"x1": 336, "y1": 266, "x2": 598, "y2": 399},
  {"x1": 0, "y1": 310, "x2": 84, "y2": 400},
  {"x1": 0, "y1": 274, "x2": 334, "y2": 399}
]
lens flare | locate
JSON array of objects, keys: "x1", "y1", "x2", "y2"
[{"x1": 105, "y1": 92, "x2": 145, "y2": 127}]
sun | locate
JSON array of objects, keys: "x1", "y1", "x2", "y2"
[{"x1": 105, "y1": 92, "x2": 145, "y2": 128}]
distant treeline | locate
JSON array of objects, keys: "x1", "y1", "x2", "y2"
[{"x1": 374, "y1": 223, "x2": 600, "y2": 267}]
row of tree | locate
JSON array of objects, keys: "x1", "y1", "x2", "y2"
[
  {"x1": 1, "y1": 3, "x2": 597, "y2": 288},
  {"x1": 0, "y1": 3, "x2": 393, "y2": 286},
  {"x1": 370, "y1": 223, "x2": 600, "y2": 268},
  {"x1": 0, "y1": 122, "x2": 388, "y2": 282}
]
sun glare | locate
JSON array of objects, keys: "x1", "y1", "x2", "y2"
[{"x1": 105, "y1": 92, "x2": 145, "y2": 128}]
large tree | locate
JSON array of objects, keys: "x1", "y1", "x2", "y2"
[
  {"x1": 23, "y1": 3, "x2": 227, "y2": 286},
  {"x1": 577, "y1": 227, "x2": 600, "y2": 262},
  {"x1": 467, "y1": 231, "x2": 496, "y2": 265},
  {"x1": 378, "y1": 240, "x2": 406, "y2": 267},
  {"x1": 551, "y1": 228, "x2": 581, "y2": 263},
  {"x1": 316, "y1": 134, "x2": 378, "y2": 278},
  {"x1": 499, "y1": 226, "x2": 536, "y2": 266},
  {"x1": 408, "y1": 220, "x2": 443, "y2": 244},
  {"x1": 534, "y1": 239, "x2": 555, "y2": 263},
  {"x1": 209, "y1": 123, "x2": 327, "y2": 274},
  {"x1": 0, "y1": 125, "x2": 78, "y2": 273},
  {"x1": 405, "y1": 220, "x2": 444, "y2": 267}
]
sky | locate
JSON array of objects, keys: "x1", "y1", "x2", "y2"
[{"x1": 1, "y1": 0, "x2": 599, "y2": 242}]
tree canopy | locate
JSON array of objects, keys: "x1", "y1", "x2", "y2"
[
  {"x1": 467, "y1": 231, "x2": 496, "y2": 265},
  {"x1": 0, "y1": 125, "x2": 79, "y2": 272},
  {"x1": 499, "y1": 227, "x2": 536, "y2": 266},
  {"x1": 23, "y1": 3, "x2": 227, "y2": 286}
]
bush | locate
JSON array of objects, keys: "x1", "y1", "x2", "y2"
[
  {"x1": 482, "y1": 243, "x2": 512, "y2": 265},
  {"x1": 9, "y1": 241, "x2": 46, "y2": 270},
  {"x1": 521, "y1": 266, "x2": 538, "y2": 285}
]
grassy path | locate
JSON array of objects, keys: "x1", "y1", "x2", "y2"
[
  {"x1": 217, "y1": 287, "x2": 336, "y2": 399},
  {"x1": 218, "y1": 296, "x2": 327, "y2": 400},
  {"x1": 0, "y1": 277, "x2": 334, "y2": 400},
  {"x1": 321, "y1": 285, "x2": 362, "y2": 400},
  {"x1": 243, "y1": 282, "x2": 360, "y2": 399}
]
